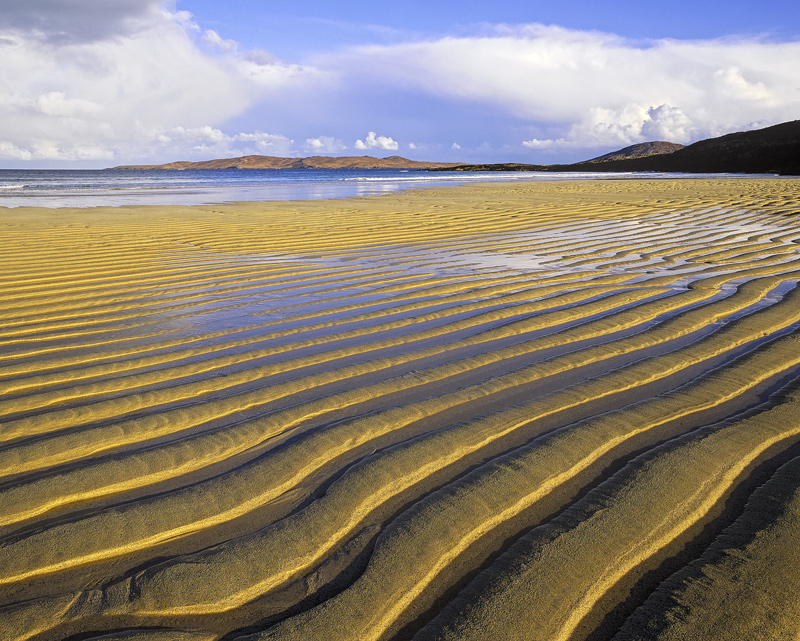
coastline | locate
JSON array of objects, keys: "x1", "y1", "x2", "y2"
[
  {"x1": 1, "y1": 167, "x2": 786, "y2": 209},
  {"x1": 2, "y1": 177, "x2": 800, "y2": 640}
]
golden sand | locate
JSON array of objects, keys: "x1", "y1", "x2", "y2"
[{"x1": 1, "y1": 178, "x2": 800, "y2": 640}]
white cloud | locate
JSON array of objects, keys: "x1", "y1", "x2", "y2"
[
  {"x1": 35, "y1": 91, "x2": 103, "y2": 118},
  {"x1": 243, "y1": 49, "x2": 277, "y2": 65},
  {"x1": 354, "y1": 131, "x2": 399, "y2": 151},
  {"x1": 0, "y1": 141, "x2": 33, "y2": 160},
  {"x1": 324, "y1": 25, "x2": 800, "y2": 151},
  {"x1": 713, "y1": 66, "x2": 770, "y2": 101},
  {"x1": 0, "y1": 3, "x2": 320, "y2": 165},
  {"x1": 152, "y1": 127, "x2": 295, "y2": 157},
  {"x1": 305, "y1": 136, "x2": 347, "y2": 153},
  {"x1": 641, "y1": 104, "x2": 694, "y2": 142},
  {"x1": 522, "y1": 139, "x2": 558, "y2": 150},
  {"x1": 169, "y1": 126, "x2": 227, "y2": 144},
  {"x1": 523, "y1": 102, "x2": 706, "y2": 151},
  {"x1": 2, "y1": 12, "x2": 800, "y2": 166},
  {"x1": 202, "y1": 29, "x2": 237, "y2": 53}
]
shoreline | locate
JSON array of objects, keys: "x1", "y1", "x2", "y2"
[
  {"x1": 2, "y1": 177, "x2": 800, "y2": 640},
  {"x1": 0, "y1": 170, "x2": 792, "y2": 210}
]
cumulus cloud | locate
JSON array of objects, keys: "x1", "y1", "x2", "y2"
[
  {"x1": 0, "y1": 28, "x2": 243, "y2": 162},
  {"x1": 521, "y1": 139, "x2": 558, "y2": 150},
  {"x1": 34, "y1": 91, "x2": 103, "y2": 118},
  {"x1": 0, "y1": 2, "x2": 320, "y2": 164},
  {"x1": 0, "y1": 141, "x2": 33, "y2": 161},
  {"x1": 354, "y1": 131, "x2": 399, "y2": 151},
  {"x1": 305, "y1": 136, "x2": 347, "y2": 154},
  {"x1": 202, "y1": 29, "x2": 237, "y2": 53},
  {"x1": 151, "y1": 127, "x2": 295, "y2": 158},
  {"x1": 2, "y1": 11, "x2": 800, "y2": 166},
  {"x1": 641, "y1": 104, "x2": 694, "y2": 142},
  {"x1": 324, "y1": 25, "x2": 800, "y2": 152},
  {"x1": 522, "y1": 102, "x2": 695, "y2": 151}
]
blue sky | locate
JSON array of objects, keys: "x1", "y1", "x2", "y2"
[
  {"x1": 181, "y1": 0, "x2": 800, "y2": 58},
  {"x1": 1, "y1": 0, "x2": 798, "y2": 167}
]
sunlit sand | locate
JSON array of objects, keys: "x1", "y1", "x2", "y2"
[{"x1": 2, "y1": 178, "x2": 800, "y2": 640}]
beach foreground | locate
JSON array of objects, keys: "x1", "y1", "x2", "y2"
[{"x1": 2, "y1": 178, "x2": 800, "y2": 641}]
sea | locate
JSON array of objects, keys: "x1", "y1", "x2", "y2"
[{"x1": 0, "y1": 167, "x2": 768, "y2": 208}]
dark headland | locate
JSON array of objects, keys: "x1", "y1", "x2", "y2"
[{"x1": 438, "y1": 120, "x2": 800, "y2": 176}]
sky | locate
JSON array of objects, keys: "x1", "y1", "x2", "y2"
[{"x1": 1, "y1": 0, "x2": 799, "y2": 168}]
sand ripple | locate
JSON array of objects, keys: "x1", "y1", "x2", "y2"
[{"x1": 2, "y1": 178, "x2": 800, "y2": 641}]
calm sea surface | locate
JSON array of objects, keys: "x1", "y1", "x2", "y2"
[{"x1": 0, "y1": 167, "x2": 765, "y2": 208}]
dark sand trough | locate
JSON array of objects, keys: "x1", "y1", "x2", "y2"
[{"x1": 2, "y1": 178, "x2": 800, "y2": 640}]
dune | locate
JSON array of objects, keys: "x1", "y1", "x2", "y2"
[{"x1": 1, "y1": 178, "x2": 800, "y2": 640}]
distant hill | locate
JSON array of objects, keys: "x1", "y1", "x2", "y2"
[
  {"x1": 437, "y1": 120, "x2": 800, "y2": 176},
  {"x1": 585, "y1": 141, "x2": 685, "y2": 163},
  {"x1": 568, "y1": 120, "x2": 800, "y2": 175},
  {"x1": 111, "y1": 155, "x2": 462, "y2": 170},
  {"x1": 112, "y1": 121, "x2": 800, "y2": 175}
]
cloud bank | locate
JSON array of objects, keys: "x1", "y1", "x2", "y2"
[
  {"x1": 1, "y1": 8, "x2": 799, "y2": 165},
  {"x1": 0, "y1": 1, "x2": 316, "y2": 164},
  {"x1": 327, "y1": 25, "x2": 800, "y2": 153}
]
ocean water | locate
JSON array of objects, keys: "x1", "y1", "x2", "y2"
[{"x1": 0, "y1": 167, "x2": 755, "y2": 208}]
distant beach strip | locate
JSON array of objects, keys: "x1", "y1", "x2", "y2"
[
  {"x1": 2, "y1": 177, "x2": 800, "y2": 641},
  {"x1": 0, "y1": 166, "x2": 747, "y2": 209}
]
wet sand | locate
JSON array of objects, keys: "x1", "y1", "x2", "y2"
[{"x1": 1, "y1": 178, "x2": 800, "y2": 640}]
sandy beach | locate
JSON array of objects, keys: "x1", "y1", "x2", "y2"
[{"x1": 2, "y1": 177, "x2": 800, "y2": 641}]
